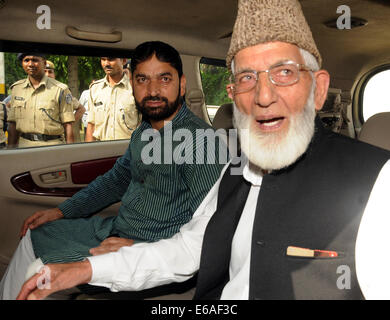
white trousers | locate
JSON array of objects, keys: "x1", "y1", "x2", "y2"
[{"x1": 0, "y1": 230, "x2": 40, "y2": 300}]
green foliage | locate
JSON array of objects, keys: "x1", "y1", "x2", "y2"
[
  {"x1": 77, "y1": 56, "x2": 106, "y2": 92},
  {"x1": 46, "y1": 55, "x2": 106, "y2": 94},
  {"x1": 200, "y1": 63, "x2": 231, "y2": 106},
  {"x1": 46, "y1": 55, "x2": 68, "y2": 84},
  {"x1": 4, "y1": 53, "x2": 25, "y2": 94}
]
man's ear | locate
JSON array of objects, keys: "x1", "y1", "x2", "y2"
[
  {"x1": 313, "y1": 69, "x2": 330, "y2": 111},
  {"x1": 180, "y1": 74, "x2": 187, "y2": 96},
  {"x1": 226, "y1": 84, "x2": 234, "y2": 100}
]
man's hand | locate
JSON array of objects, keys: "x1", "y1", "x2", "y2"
[
  {"x1": 63, "y1": 122, "x2": 74, "y2": 144},
  {"x1": 74, "y1": 104, "x2": 86, "y2": 122},
  {"x1": 16, "y1": 260, "x2": 92, "y2": 300},
  {"x1": 89, "y1": 237, "x2": 134, "y2": 256},
  {"x1": 20, "y1": 208, "x2": 64, "y2": 238},
  {"x1": 7, "y1": 122, "x2": 19, "y2": 148},
  {"x1": 85, "y1": 122, "x2": 96, "y2": 142}
]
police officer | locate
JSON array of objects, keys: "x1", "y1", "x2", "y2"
[
  {"x1": 7, "y1": 53, "x2": 75, "y2": 148},
  {"x1": 85, "y1": 57, "x2": 140, "y2": 142},
  {"x1": 45, "y1": 60, "x2": 85, "y2": 142},
  {"x1": 44, "y1": 60, "x2": 56, "y2": 79}
]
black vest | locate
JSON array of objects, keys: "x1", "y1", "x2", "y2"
[{"x1": 194, "y1": 120, "x2": 390, "y2": 300}]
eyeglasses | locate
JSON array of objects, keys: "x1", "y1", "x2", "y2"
[{"x1": 230, "y1": 61, "x2": 313, "y2": 94}]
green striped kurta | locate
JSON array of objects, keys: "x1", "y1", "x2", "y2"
[{"x1": 31, "y1": 104, "x2": 226, "y2": 264}]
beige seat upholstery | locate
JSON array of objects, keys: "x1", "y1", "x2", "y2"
[
  {"x1": 185, "y1": 88, "x2": 210, "y2": 124},
  {"x1": 211, "y1": 103, "x2": 235, "y2": 150},
  {"x1": 212, "y1": 103, "x2": 233, "y2": 130},
  {"x1": 358, "y1": 112, "x2": 390, "y2": 151}
]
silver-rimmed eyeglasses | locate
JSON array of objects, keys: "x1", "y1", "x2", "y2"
[{"x1": 230, "y1": 61, "x2": 313, "y2": 94}]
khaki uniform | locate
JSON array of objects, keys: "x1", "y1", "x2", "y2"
[
  {"x1": 87, "y1": 73, "x2": 140, "y2": 141},
  {"x1": 8, "y1": 75, "x2": 75, "y2": 147},
  {"x1": 0, "y1": 102, "x2": 6, "y2": 147}
]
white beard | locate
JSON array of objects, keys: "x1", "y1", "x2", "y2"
[{"x1": 232, "y1": 85, "x2": 316, "y2": 171}]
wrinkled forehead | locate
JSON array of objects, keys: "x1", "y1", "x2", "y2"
[{"x1": 233, "y1": 41, "x2": 304, "y2": 72}]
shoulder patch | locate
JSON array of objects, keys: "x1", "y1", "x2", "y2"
[{"x1": 65, "y1": 93, "x2": 73, "y2": 104}]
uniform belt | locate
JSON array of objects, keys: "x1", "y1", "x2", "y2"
[{"x1": 21, "y1": 133, "x2": 62, "y2": 141}]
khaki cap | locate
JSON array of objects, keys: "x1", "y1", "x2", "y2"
[
  {"x1": 45, "y1": 60, "x2": 55, "y2": 70},
  {"x1": 226, "y1": 0, "x2": 322, "y2": 70}
]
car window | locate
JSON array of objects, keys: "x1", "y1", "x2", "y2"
[
  {"x1": 361, "y1": 68, "x2": 390, "y2": 121},
  {"x1": 199, "y1": 58, "x2": 231, "y2": 122},
  {"x1": 1, "y1": 48, "x2": 135, "y2": 149}
]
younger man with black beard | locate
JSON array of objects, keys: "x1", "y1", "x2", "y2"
[{"x1": 0, "y1": 41, "x2": 225, "y2": 299}]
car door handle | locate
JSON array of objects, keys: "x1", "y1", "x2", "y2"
[
  {"x1": 39, "y1": 171, "x2": 67, "y2": 184},
  {"x1": 11, "y1": 157, "x2": 119, "y2": 197}
]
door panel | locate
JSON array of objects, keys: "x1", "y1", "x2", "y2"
[
  {"x1": 71, "y1": 156, "x2": 119, "y2": 185},
  {"x1": 0, "y1": 140, "x2": 129, "y2": 277},
  {"x1": 12, "y1": 156, "x2": 120, "y2": 196},
  {"x1": 11, "y1": 172, "x2": 81, "y2": 197}
]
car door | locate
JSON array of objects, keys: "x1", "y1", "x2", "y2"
[{"x1": 0, "y1": 140, "x2": 129, "y2": 277}]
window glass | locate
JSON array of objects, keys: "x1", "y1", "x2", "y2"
[
  {"x1": 362, "y1": 69, "x2": 390, "y2": 121},
  {"x1": 199, "y1": 59, "x2": 231, "y2": 122},
  {"x1": 1, "y1": 51, "x2": 135, "y2": 149}
]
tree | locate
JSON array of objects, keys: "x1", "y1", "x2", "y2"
[
  {"x1": 4, "y1": 53, "x2": 25, "y2": 94},
  {"x1": 46, "y1": 55, "x2": 105, "y2": 97},
  {"x1": 77, "y1": 56, "x2": 105, "y2": 94},
  {"x1": 67, "y1": 56, "x2": 79, "y2": 97},
  {"x1": 200, "y1": 63, "x2": 231, "y2": 106}
]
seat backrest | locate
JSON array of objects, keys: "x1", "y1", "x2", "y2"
[
  {"x1": 212, "y1": 103, "x2": 233, "y2": 130},
  {"x1": 185, "y1": 88, "x2": 210, "y2": 124},
  {"x1": 358, "y1": 112, "x2": 390, "y2": 151}
]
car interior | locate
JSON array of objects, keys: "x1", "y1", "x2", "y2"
[{"x1": 0, "y1": 0, "x2": 390, "y2": 299}]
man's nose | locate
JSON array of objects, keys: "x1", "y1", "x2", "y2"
[
  {"x1": 102, "y1": 60, "x2": 110, "y2": 68},
  {"x1": 147, "y1": 79, "x2": 161, "y2": 96},
  {"x1": 254, "y1": 72, "x2": 277, "y2": 108}
]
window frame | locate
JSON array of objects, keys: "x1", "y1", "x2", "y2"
[
  {"x1": 0, "y1": 40, "x2": 133, "y2": 61},
  {"x1": 354, "y1": 63, "x2": 390, "y2": 128},
  {"x1": 0, "y1": 39, "x2": 136, "y2": 148},
  {"x1": 199, "y1": 56, "x2": 229, "y2": 123}
]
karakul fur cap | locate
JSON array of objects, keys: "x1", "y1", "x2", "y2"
[{"x1": 226, "y1": 0, "x2": 322, "y2": 70}]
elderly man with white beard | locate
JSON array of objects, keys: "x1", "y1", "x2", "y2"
[
  {"x1": 230, "y1": 47, "x2": 319, "y2": 172},
  {"x1": 18, "y1": 0, "x2": 390, "y2": 300}
]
